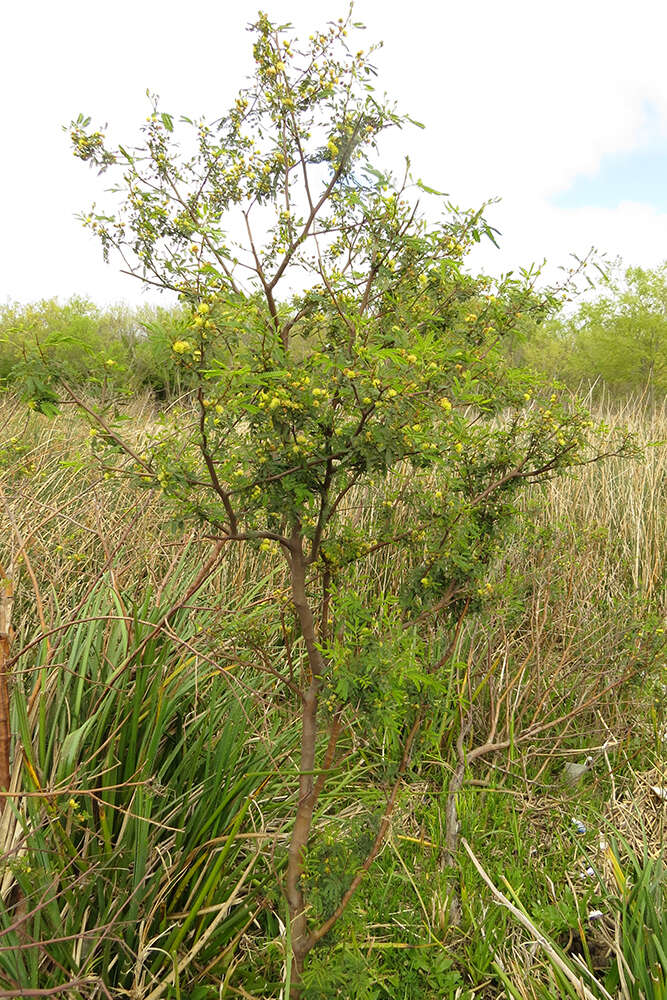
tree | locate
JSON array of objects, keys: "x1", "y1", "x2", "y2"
[
  {"x1": 572, "y1": 263, "x2": 667, "y2": 398},
  {"x1": 517, "y1": 262, "x2": 667, "y2": 400},
  {"x1": 58, "y1": 9, "x2": 631, "y2": 991}
]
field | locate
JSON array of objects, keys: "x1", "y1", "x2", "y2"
[{"x1": 0, "y1": 391, "x2": 664, "y2": 999}]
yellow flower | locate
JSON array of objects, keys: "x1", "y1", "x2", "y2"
[
  {"x1": 172, "y1": 340, "x2": 191, "y2": 354},
  {"x1": 438, "y1": 397, "x2": 452, "y2": 411},
  {"x1": 454, "y1": 442, "x2": 463, "y2": 453}
]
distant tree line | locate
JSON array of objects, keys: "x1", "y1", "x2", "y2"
[
  {"x1": 510, "y1": 262, "x2": 667, "y2": 402},
  {"x1": 3, "y1": 261, "x2": 665, "y2": 404},
  {"x1": 0, "y1": 296, "x2": 193, "y2": 402}
]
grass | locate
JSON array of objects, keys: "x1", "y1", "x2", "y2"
[
  {"x1": 0, "y1": 392, "x2": 664, "y2": 998},
  {"x1": 0, "y1": 568, "x2": 300, "y2": 996}
]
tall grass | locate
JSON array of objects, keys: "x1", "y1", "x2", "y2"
[
  {"x1": 521, "y1": 393, "x2": 665, "y2": 601},
  {"x1": 0, "y1": 564, "x2": 302, "y2": 996}
]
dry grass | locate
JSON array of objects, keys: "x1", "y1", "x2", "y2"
[{"x1": 523, "y1": 395, "x2": 665, "y2": 603}]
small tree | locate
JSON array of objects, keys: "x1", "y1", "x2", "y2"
[{"x1": 58, "y1": 9, "x2": 630, "y2": 989}]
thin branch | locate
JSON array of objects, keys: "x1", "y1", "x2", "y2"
[
  {"x1": 311, "y1": 710, "x2": 343, "y2": 807},
  {"x1": 196, "y1": 387, "x2": 238, "y2": 534},
  {"x1": 267, "y1": 117, "x2": 364, "y2": 295}
]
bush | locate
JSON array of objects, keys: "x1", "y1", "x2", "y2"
[
  {"x1": 514, "y1": 263, "x2": 667, "y2": 401},
  {"x1": 0, "y1": 297, "x2": 196, "y2": 402}
]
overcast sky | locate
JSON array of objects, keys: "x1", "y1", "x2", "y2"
[{"x1": 3, "y1": 0, "x2": 667, "y2": 306}]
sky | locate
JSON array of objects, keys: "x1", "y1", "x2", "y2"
[{"x1": 3, "y1": 0, "x2": 667, "y2": 307}]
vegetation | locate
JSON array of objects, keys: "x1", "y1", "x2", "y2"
[
  {"x1": 4, "y1": 261, "x2": 667, "y2": 407},
  {"x1": 512, "y1": 263, "x2": 667, "y2": 401},
  {"x1": 0, "y1": 394, "x2": 663, "y2": 997},
  {"x1": 0, "y1": 8, "x2": 664, "y2": 999},
  {"x1": 0, "y1": 297, "x2": 195, "y2": 402}
]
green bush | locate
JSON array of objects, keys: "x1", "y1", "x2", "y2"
[
  {"x1": 0, "y1": 296, "x2": 197, "y2": 401},
  {"x1": 514, "y1": 263, "x2": 667, "y2": 400}
]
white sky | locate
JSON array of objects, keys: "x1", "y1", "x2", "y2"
[{"x1": 3, "y1": 0, "x2": 667, "y2": 306}]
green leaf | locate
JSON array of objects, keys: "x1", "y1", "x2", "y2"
[{"x1": 416, "y1": 178, "x2": 447, "y2": 196}]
